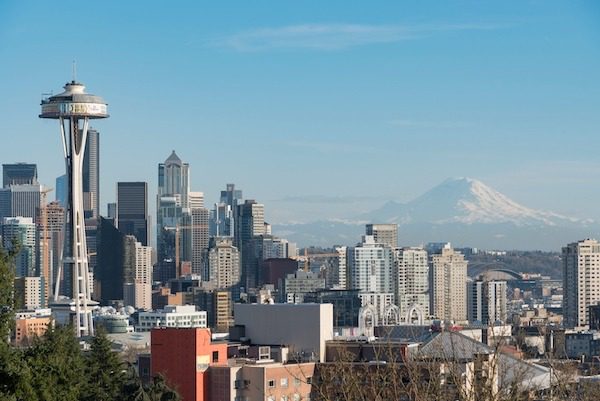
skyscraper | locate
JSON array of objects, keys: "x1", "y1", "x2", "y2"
[
  {"x1": 395, "y1": 247, "x2": 430, "y2": 319},
  {"x1": 2, "y1": 216, "x2": 36, "y2": 277},
  {"x1": 55, "y1": 174, "x2": 67, "y2": 207},
  {"x1": 107, "y1": 202, "x2": 117, "y2": 221},
  {"x1": 157, "y1": 151, "x2": 190, "y2": 282},
  {"x1": 124, "y1": 240, "x2": 153, "y2": 310},
  {"x1": 96, "y1": 218, "x2": 127, "y2": 304},
  {"x1": 324, "y1": 246, "x2": 347, "y2": 289},
  {"x1": 234, "y1": 200, "x2": 265, "y2": 248},
  {"x1": 0, "y1": 183, "x2": 43, "y2": 221},
  {"x1": 210, "y1": 184, "x2": 242, "y2": 238},
  {"x1": 206, "y1": 237, "x2": 241, "y2": 289},
  {"x1": 83, "y1": 128, "x2": 99, "y2": 219},
  {"x1": 39, "y1": 201, "x2": 65, "y2": 301},
  {"x1": 158, "y1": 150, "x2": 190, "y2": 208},
  {"x1": 563, "y1": 239, "x2": 600, "y2": 328},
  {"x1": 2, "y1": 163, "x2": 38, "y2": 187},
  {"x1": 366, "y1": 224, "x2": 398, "y2": 248},
  {"x1": 347, "y1": 235, "x2": 395, "y2": 319},
  {"x1": 220, "y1": 183, "x2": 242, "y2": 209},
  {"x1": 189, "y1": 191, "x2": 204, "y2": 209},
  {"x1": 348, "y1": 236, "x2": 394, "y2": 294},
  {"x1": 467, "y1": 279, "x2": 507, "y2": 325},
  {"x1": 117, "y1": 182, "x2": 149, "y2": 246},
  {"x1": 430, "y1": 243, "x2": 468, "y2": 323},
  {"x1": 190, "y1": 207, "x2": 209, "y2": 276},
  {"x1": 210, "y1": 203, "x2": 234, "y2": 237},
  {"x1": 235, "y1": 199, "x2": 265, "y2": 289}
]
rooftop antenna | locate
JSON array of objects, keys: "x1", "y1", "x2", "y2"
[{"x1": 72, "y1": 60, "x2": 77, "y2": 82}]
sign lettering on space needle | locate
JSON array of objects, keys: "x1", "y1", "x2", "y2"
[{"x1": 40, "y1": 80, "x2": 108, "y2": 338}]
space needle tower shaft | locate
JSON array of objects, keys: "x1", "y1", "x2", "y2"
[{"x1": 40, "y1": 80, "x2": 108, "y2": 337}]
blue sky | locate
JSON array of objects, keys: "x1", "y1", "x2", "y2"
[{"x1": 1, "y1": 1, "x2": 599, "y2": 223}]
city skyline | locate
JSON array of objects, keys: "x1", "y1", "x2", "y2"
[
  {"x1": 3, "y1": 4, "x2": 600, "y2": 400},
  {"x1": 1, "y1": 1, "x2": 600, "y2": 226}
]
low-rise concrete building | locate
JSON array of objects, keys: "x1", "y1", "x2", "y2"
[
  {"x1": 208, "y1": 361, "x2": 315, "y2": 401},
  {"x1": 137, "y1": 305, "x2": 207, "y2": 332},
  {"x1": 14, "y1": 309, "x2": 52, "y2": 345},
  {"x1": 233, "y1": 303, "x2": 333, "y2": 362}
]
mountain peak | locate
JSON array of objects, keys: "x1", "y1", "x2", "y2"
[{"x1": 368, "y1": 177, "x2": 575, "y2": 226}]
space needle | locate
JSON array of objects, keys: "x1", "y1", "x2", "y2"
[{"x1": 40, "y1": 79, "x2": 108, "y2": 337}]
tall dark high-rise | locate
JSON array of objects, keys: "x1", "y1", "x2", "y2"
[
  {"x1": 96, "y1": 217, "x2": 127, "y2": 304},
  {"x1": 234, "y1": 200, "x2": 265, "y2": 250},
  {"x1": 55, "y1": 174, "x2": 67, "y2": 207},
  {"x1": 117, "y1": 182, "x2": 149, "y2": 246},
  {"x1": 220, "y1": 184, "x2": 242, "y2": 209},
  {"x1": 2, "y1": 163, "x2": 38, "y2": 187},
  {"x1": 83, "y1": 128, "x2": 99, "y2": 219},
  {"x1": 235, "y1": 199, "x2": 265, "y2": 290}
]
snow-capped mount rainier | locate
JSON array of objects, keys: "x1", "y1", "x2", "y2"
[
  {"x1": 272, "y1": 177, "x2": 597, "y2": 250},
  {"x1": 365, "y1": 177, "x2": 583, "y2": 227}
]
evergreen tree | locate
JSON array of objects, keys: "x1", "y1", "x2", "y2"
[
  {"x1": 82, "y1": 327, "x2": 126, "y2": 401},
  {"x1": 147, "y1": 375, "x2": 181, "y2": 401},
  {"x1": 0, "y1": 243, "x2": 17, "y2": 344},
  {"x1": 25, "y1": 325, "x2": 86, "y2": 401},
  {"x1": 119, "y1": 366, "x2": 151, "y2": 401},
  {"x1": 0, "y1": 244, "x2": 34, "y2": 401}
]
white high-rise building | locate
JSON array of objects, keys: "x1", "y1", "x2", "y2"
[
  {"x1": 467, "y1": 280, "x2": 507, "y2": 325},
  {"x1": 14, "y1": 276, "x2": 43, "y2": 310},
  {"x1": 324, "y1": 246, "x2": 347, "y2": 289},
  {"x1": 348, "y1": 235, "x2": 395, "y2": 295},
  {"x1": 134, "y1": 242, "x2": 153, "y2": 310},
  {"x1": 207, "y1": 237, "x2": 241, "y2": 289},
  {"x1": 188, "y1": 191, "x2": 204, "y2": 209},
  {"x1": 395, "y1": 247, "x2": 430, "y2": 318},
  {"x1": 2, "y1": 216, "x2": 36, "y2": 277},
  {"x1": 137, "y1": 305, "x2": 207, "y2": 332},
  {"x1": 563, "y1": 239, "x2": 600, "y2": 328},
  {"x1": 123, "y1": 241, "x2": 153, "y2": 310},
  {"x1": 430, "y1": 243, "x2": 468, "y2": 322},
  {"x1": 190, "y1": 207, "x2": 210, "y2": 276}
]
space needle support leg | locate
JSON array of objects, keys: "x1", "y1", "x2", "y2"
[
  {"x1": 71, "y1": 116, "x2": 93, "y2": 336},
  {"x1": 54, "y1": 118, "x2": 69, "y2": 301}
]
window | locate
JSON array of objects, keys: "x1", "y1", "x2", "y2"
[
  {"x1": 306, "y1": 376, "x2": 312, "y2": 384},
  {"x1": 280, "y1": 378, "x2": 288, "y2": 388},
  {"x1": 294, "y1": 377, "x2": 301, "y2": 387},
  {"x1": 280, "y1": 397, "x2": 288, "y2": 401},
  {"x1": 267, "y1": 397, "x2": 275, "y2": 401},
  {"x1": 212, "y1": 351, "x2": 219, "y2": 362},
  {"x1": 268, "y1": 379, "x2": 275, "y2": 388}
]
